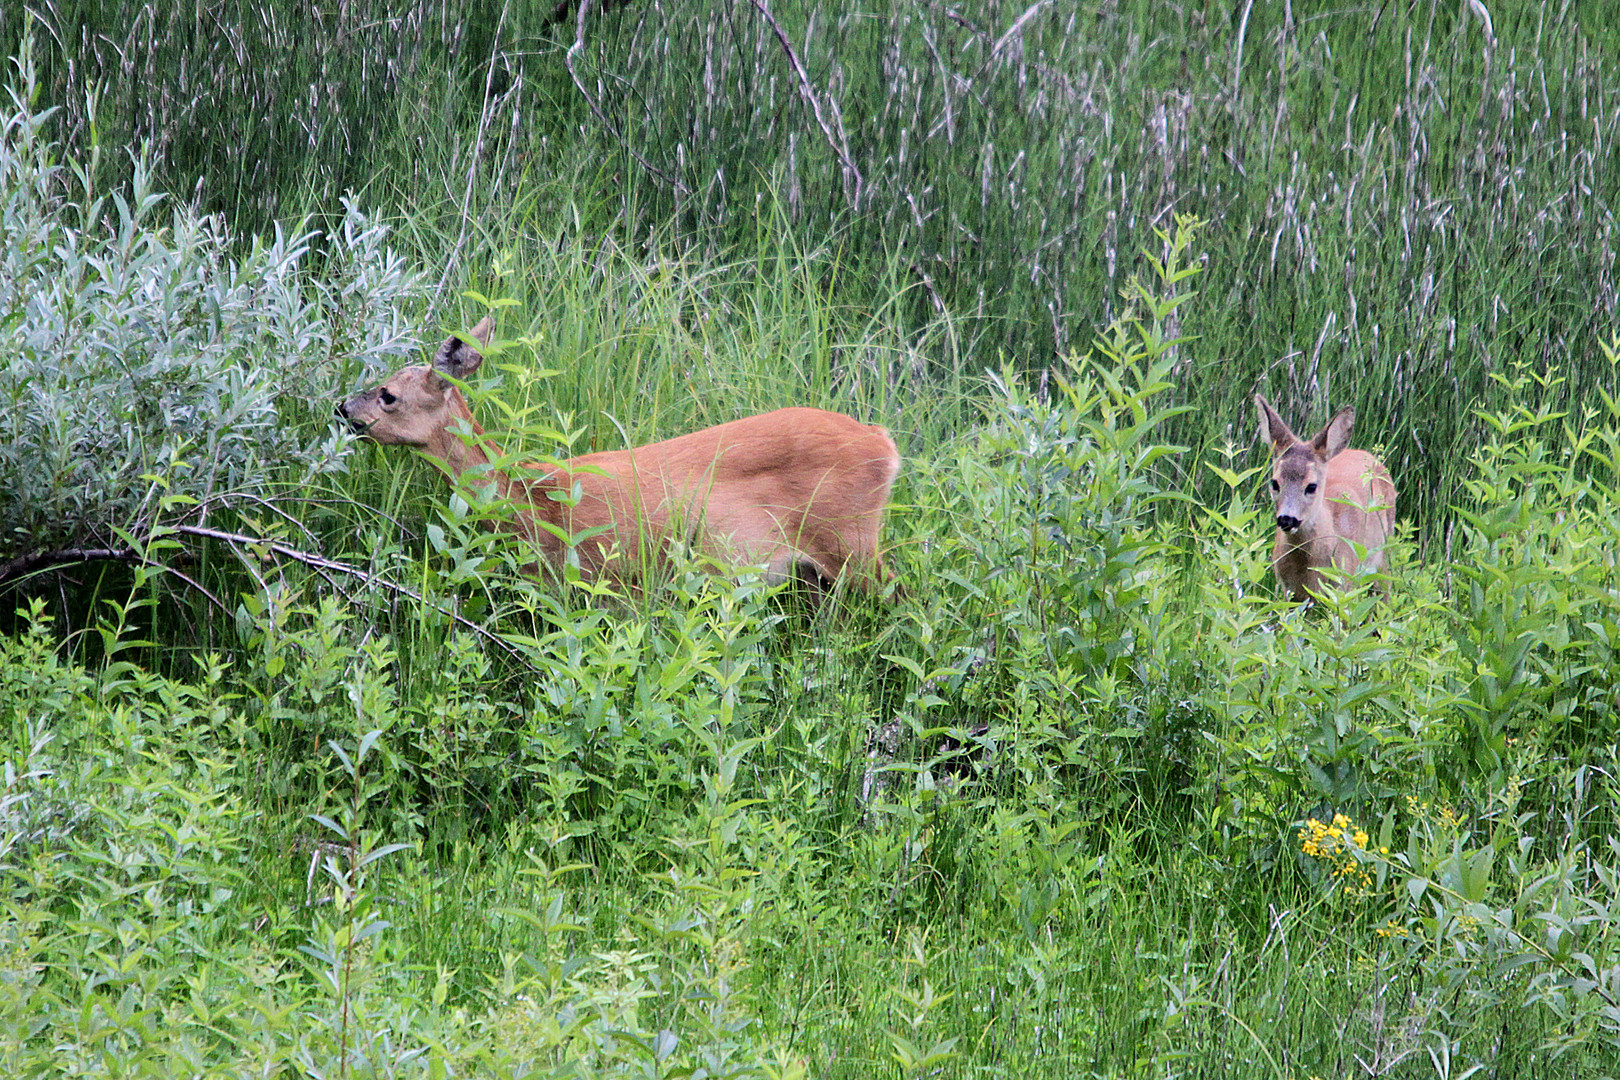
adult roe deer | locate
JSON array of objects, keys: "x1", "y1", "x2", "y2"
[
  {"x1": 339, "y1": 317, "x2": 900, "y2": 594},
  {"x1": 1255, "y1": 394, "x2": 1396, "y2": 601}
]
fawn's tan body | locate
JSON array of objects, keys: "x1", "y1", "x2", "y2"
[
  {"x1": 339, "y1": 318, "x2": 899, "y2": 591},
  {"x1": 1256, "y1": 394, "x2": 1396, "y2": 601}
]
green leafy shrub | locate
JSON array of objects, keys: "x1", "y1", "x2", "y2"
[{"x1": 892, "y1": 218, "x2": 1202, "y2": 816}]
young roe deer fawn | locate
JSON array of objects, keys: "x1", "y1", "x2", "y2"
[
  {"x1": 1255, "y1": 394, "x2": 1396, "y2": 601},
  {"x1": 338, "y1": 317, "x2": 900, "y2": 594}
]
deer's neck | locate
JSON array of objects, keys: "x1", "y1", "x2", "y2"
[
  {"x1": 421, "y1": 397, "x2": 565, "y2": 544},
  {"x1": 426, "y1": 414, "x2": 507, "y2": 497}
]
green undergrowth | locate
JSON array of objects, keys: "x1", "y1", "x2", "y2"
[
  {"x1": 5, "y1": 19, "x2": 1620, "y2": 1076},
  {"x1": 7, "y1": 211, "x2": 1620, "y2": 1075}
]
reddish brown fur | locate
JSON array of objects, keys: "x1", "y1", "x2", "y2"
[
  {"x1": 340, "y1": 317, "x2": 899, "y2": 592},
  {"x1": 1256, "y1": 394, "x2": 1396, "y2": 601}
]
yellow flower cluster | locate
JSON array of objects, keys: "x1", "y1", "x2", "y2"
[{"x1": 1298, "y1": 813, "x2": 1373, "y2": 892}]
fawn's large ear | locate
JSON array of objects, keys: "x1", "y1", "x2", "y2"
[
  {"x1": 1255, "y1": 393, "x2": 1297, "y2": 453},
  {"x1": 1314, "y1": 406, "x2": 1356, "y2": 460},
  {"x1": 432, "y1": 316, "x2": 494, "y2": 381}
]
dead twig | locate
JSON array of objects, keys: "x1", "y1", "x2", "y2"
[
  {"x1": 0, "y1": 546, "x2": 144, "y2": 583},
  {"x1": 565, "y1": 0, "x2": 691, "y2": 196},
  {"x1": 0, "y1": 527, "x2": 535, "y2": 668},
  {"x1": 0, "y1": 544, "x2": 228, "y2": 614},
  {"x1": 747, "y1": 0, "x2": 865, "y2": 206},
  {"x1": 171, "y1": 524, "x2": 534, "y2": 667}
]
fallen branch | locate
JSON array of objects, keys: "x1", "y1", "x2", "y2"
[
  {"x1": 0, "y1": 544, "x2": 227, "y2": 614},
  {"x1": 0, "y1": 527, "x2": 535, "y2": 668},
  {"x1": 171, "y1": 525, "x2": 534, "y2": 667},
  {"x1": 565, "y1": 0, "x2": 691, "y2": 196},
  {"x1": 0, "y1": 546, "x2": 140, "y2": 583},
  {"x1": 748, "y1": 0, "x2": 865, "y2": 205}
]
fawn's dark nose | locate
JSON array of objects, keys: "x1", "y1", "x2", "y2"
[{"x1": 1276, "y1": 514, "x2": 1300, "y2": 532}]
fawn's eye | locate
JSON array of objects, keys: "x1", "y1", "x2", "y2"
[
  {"x1": 379, "y1": 388, "x2": 397, "y2": 406},
  {"x1": 1271, "y1": 479, "x2": 1279, "y2": 491},
  {"x1": 1304, "y1": 483, "x2": 1317, "y2": 494}
]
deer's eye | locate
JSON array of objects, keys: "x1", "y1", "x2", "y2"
[
  {"x1": 1304, "y1": 483, "x2": 1317, "y2": 495},
  {"x1": 1271, "y1": 479, "x2": 1279, "y2": 491},
  {"x1": 379, "y1": 388, "x2": 397, "y2": 406}
]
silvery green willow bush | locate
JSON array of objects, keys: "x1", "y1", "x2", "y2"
[{"x1": 0, "y1": 45, "x2": 421, "y2": 564}]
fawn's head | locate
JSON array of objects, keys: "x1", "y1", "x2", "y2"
[
  {"x1": 1256, "y1": 393, "x2": 1354, "y2": 534},
  {"x1": 339, "y1": 317, "x2": 493, "y2": 446}
]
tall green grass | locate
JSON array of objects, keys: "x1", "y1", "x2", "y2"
[
  {"x1": 7, "y1": 9, "x2": 1620, "y2": 1078},
  {"x1": 12, "y1": 1, "x2": 1618, "y2": 534},
  {"x1": 9, "y1": 212, "x2": 1620, "y2": 1073}
]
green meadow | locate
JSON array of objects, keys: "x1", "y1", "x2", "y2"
[{"x1": 3, "y1": 2, "x2": 1620, "y2": 1076}]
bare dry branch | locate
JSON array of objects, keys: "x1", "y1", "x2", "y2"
[
  {"x1": 565, "y1": 0, "x2": 691, "y2": 196},
  {"x1": 0, "y1": 527, "x2": 536, "y2": 668},
  {"x1": 747, "y1": 0, "x2": 865, "y2": 206},
  {"x1": 0, "y1": 547, "x2": 140, "y2": 583},
  {"x1": 0, "y1": 544, "x2": 227, "y2": 614},
  {"x1": 172, "y1": 524, "x2": 534, "y2": 666}
]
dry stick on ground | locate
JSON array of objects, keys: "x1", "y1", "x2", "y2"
[
  {"x1": 193, "y1": 492, "x2": 348, "y2": 550},
  {"x1": 174, "y1": 525, "x2": 534, "y2": 666},
  {"x1": 566, "y1": 0, "x2": 691, "y2": 197},
  {"x1": 0, "y1": 545, "x2": 228, "y2": 614},
  {"x1": 748, "y1": 0, "x2": 865, "y2": 206},
  {"x1": 0, "y1": 547, "x2": 149, "y2": 583},
  {"x1": 0, "y1": 527, "x2": 534, "y2": 668}
]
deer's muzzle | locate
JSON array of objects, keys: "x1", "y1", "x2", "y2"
[{"x1": 335, "y1": 400, "x2": 369, "y2": 435}]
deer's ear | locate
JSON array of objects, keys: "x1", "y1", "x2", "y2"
[
  {"x1": 1255, "y1": 393, "x2": 1296, "y2": 452},
  {"x1": 433, "y1": 323, "x2": 489, "y2": 381},
  {"x1": 1315, "y1": 406, "x2": 1356, "y2": 459}
]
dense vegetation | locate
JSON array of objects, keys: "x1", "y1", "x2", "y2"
[{"x1": 3, "y1": 2, "x2": 1620, "y2": 1076}]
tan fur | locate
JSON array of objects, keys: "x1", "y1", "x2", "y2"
[
  {"x1": 340, "y1": 317, "x2": 900, "y2": 592},
  {"x1": 1255, "y1": 394, "x2": 1396, "y2": 601}
]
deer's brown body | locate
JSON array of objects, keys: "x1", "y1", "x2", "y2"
[
  {"x1": 339, "y1": 318, "x2": 899, "y2": 591},
  {"x1": 1256, "y1": 394, "x2": 1396, "y2": 601}
]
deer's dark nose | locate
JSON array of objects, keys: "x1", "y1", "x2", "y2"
[
  {"x1": 1276, "y1": 514, "x2": 1300, "y2": 532},
  {"x1": 335, "y1": 400, "x2": 367, "y2": 434}
]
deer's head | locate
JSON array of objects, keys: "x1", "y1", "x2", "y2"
[{"x1": 339, "y1": 317, "x2": 493, "y2": 446}]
